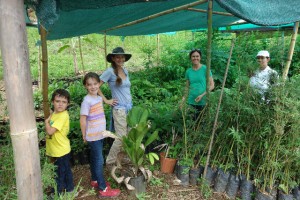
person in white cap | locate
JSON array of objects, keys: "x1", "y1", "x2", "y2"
[{"x1": 249, "y1": 50, "x2": 278, "y2": 100}]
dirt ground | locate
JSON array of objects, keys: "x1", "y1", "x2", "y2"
[{"x1": 71, "y1": 164, "x2": 227, "y2": 200}]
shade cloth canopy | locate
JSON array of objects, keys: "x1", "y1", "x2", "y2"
[{"x1": 24, "y1": 0, "x2": 300, "y2": 40}]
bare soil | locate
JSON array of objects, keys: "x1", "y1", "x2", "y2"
[{"x1": 72, "y1": 164, "x2": 227, "y2": 200}]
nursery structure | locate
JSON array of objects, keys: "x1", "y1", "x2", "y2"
[{"x1": 0, "y1": 0, "x2": 300, "y2": 199}]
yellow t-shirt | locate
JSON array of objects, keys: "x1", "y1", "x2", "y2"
[{"x1": 46, "y1": 111, "x2": 71, "y2": 157}]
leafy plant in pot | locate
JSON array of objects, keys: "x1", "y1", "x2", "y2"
[
  {"x1": 111, "y1": 106, "x2": 159, "y2": 195},
  {"x1": 157, "y1": 127, "x2": 180, "y2": 174}
]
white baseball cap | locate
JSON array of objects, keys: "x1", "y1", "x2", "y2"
[{"x1": 256, "y1": 50, "x2": 270, "y2": 58}]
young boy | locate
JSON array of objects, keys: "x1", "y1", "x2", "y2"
[{"x1": 45, "y1": 89, "x2": 75, "y2": 195}]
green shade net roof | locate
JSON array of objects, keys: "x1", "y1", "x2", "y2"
[{"x1": 24, "y1": 0, "x2": 300, "y2": 40}]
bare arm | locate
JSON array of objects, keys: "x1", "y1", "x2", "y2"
[
  {"x1": 45, "y1": 115, "x2": 57, "y2": 135},
  {"x1": 98, "y1": 80, "x2": 118, "y2": 106},
  {"x1": 195, "y1": 76, "x2": 215, "y2": 102},
  {"x1": 80, "y1": 115, "x2": 87, "y2": 143}
]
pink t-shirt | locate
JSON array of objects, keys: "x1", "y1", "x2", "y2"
[{"x1": 80, "y1": 95, "x2": 106, "y2": 141}]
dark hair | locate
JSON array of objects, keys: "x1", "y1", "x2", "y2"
[
  {"x1": 51, "y1": 89, "x2": 70, "y2": 103},
  {"x1": 83, "y1": 72, "x2": 100, "y2": 85},
  {"x1": 111, "y1": 60, "x2": 122, "y2": 86},
  {"x1": 189, "y1": 49, "x2": 202, "y2": 58}
]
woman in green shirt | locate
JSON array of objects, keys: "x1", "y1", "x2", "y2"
[{"x1": 181, "y1": 49, "x2": 214, "y2": 120}]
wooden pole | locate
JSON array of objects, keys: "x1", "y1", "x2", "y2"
[
  {"x1": 0, "y1": 0, "x2": 43, "y2": 199},
  {"x1": 282, "y1": 21, "x2": 299, "y2": 79},
  {"x1": 40, "y1": 25, "x2": 50, "y2": 118},
  {"x1": 157, "y1": 34, "x2": 160, "y2": 66},
  {"x1": 203, "y1": 39, "x2": 235, "y2": 180},
  {"x1": 203, "y1": 0, "x2": 213, "y2": 179},
  {"x1": 104, "y1": 32, "x2": 108, "y2": 68},
  {"x1": 186, "y1": 7, "x2": 233, "y2": 16},
  {"x1": 104, "y1": 0, "x2": 208, "y2": 33},
  {"x1": 38, "y1": 45, "x2": 42, "y2": 89},
  {"x1": 78, "y1": 36, "x2": 85, "y2": 75}
]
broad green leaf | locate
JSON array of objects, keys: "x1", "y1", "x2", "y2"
[
  {"x1": 145, "y1": 130, "x2": 159, "y2": 147},
  {"x1": 57, "y1": 45, "x2": 70, "y2": 53}
]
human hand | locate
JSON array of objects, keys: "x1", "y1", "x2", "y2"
[
  {"x1": 195, "y1": 95, "x2": 203, "y2": 103},
  {"x1": 82, "y1": 135, "x2": 87, "y2": 143},
  {"x1": 45, "y1": 114, "x2": 52, "y2": 124},
  {"x1": 105, "y1": 99, "x2": 118, "y2": 106},
  {"x1": 102, "y1": 130, "x2": 120, "y2": 140}
]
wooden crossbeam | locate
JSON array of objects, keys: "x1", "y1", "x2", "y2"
[
  {"x1": 104, "y1": 0, "x2": 208, "y2": 32},
  {"x1": 186, "y1": 7, "x2": 233, "y2": 16}
]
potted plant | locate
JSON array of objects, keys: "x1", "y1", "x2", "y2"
[
  {"x1": 111, "y1": 106, "x2": 159, "y2": 196},
  {"x1": 157, "y1": 127, "x2": 180, "y2": 174}
]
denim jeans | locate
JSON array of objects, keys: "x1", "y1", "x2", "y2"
[
  {"x1": 88, "y1": 140, "x2": 106, "y2": 190},
  {"x1": 54, "y1": 153, "x2": 74, "y2": 193}
]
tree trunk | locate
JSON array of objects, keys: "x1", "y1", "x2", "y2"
[{"x1": 0, "y1": 0, "x2": 43, "y2": 199}]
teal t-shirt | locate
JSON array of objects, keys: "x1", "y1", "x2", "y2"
[{"x1": 185, "y1": 65, "x2": 212, "y2": 106}]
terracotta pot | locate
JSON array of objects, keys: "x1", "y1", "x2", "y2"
[{"x1": 160, "y1": 152, "x2": 177, "y2": 174}]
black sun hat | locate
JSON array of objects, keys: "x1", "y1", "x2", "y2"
[{"x1": 106, "y1": 47, "x2": 132, "y2": 63}]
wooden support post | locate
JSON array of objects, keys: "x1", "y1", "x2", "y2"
[
  {"x1": 0, "y1": 0, "x2": 43, "y2": 199},
  {"x1": 157, "y1": 34, "x2": 160, "y2": 66},
  {"x1": 78, "y1": 36, "x2": 85, "y2": 75},
  {"x1": 282, "y1": 21, "x2": 299, "y2": 79},
  {"x1": 104, "y1": 32, "x2": 108, "y2": 68},
  {"x1": 40, "y1": 25, "x2": 50, "y2": 118},
  {"x1": 203, "y1": 0, "x2": 213, "y2": 179},
  {"x1": 204, "y1": 39, "x2": 235, "y2": 180},
  {"x1": 38, "y1": 45, "x2": 42, "y2": 89}
]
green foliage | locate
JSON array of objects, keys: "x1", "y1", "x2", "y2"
[
  {"x1": 0, "y1": 136, "x2": 16, "y2": 199},
  {"x1": 149, "y1": 176, "x2": 164, "y2": 186},
  {"x1": 122, "y1": 106, "x2": 159, "y2": 176},
  {"x1": 199, "y1": 178, "x2": 213, "y2": 199},
  {"x1": 33, "y1": 89, "x2": 43, "y2": 110}
]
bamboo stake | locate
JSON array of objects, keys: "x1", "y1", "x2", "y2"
[
  {"x1": 78, "y1": 36, "x2": 85, "y2": 75},
  {"x1": 157, "y1": 34, "x2": 160, "y2": 66},
  {"x1": 203, "y1": 0, "x2": 213, "y2": 179},
  {"x1": 203, "y1": 39, "x2": 235, "y2": 179},
  {"x1": 282, "y1": 21, "x2": 299, "y2": 80},
  {"x1": 104, "y1": 32, "x2": 108, "y2": 68},
  {"x1": 104, "y1": 0, "x2": 208, "y2": 33},
  {"x1": 186, "y1": 7, "x2": 233, "y2": 16},
  {"x1": 38, "y1": 45, "x2": 41, "y2": 89},
  {"x1": 0, "y1": 0, "x2": 43, "y2": 199},
  {"x1": 40, "y1": 25, "x2": 50, "y2": 118}
]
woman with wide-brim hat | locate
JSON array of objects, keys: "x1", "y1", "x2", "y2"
[{"x1": 98, "y1": 47, "x2": 133, "y2": 165}]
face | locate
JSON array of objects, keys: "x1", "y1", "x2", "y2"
[
  {"x1": 85, "y1": 78, "x2": 100, "y2": 96},
  {"x1": 190, "y1": 51, "x2": 201, "y2": 65},
  {"x1": 112, "y1": 55, "x2": 126, "y2": 67},
  {"x1": 256, "y1": 56, "x2": 269, "y2": 68},
  {"x1": 52, "y1": 95, "x2": 69, "y2": 113}
]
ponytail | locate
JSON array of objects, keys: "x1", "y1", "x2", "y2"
[{"x1": 111, "y1": 62, "x2": 122, "y2": 86}]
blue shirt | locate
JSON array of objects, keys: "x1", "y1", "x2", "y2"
[{"x1": 100, "y1": 67, "x2": 132, "y2": 110}]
